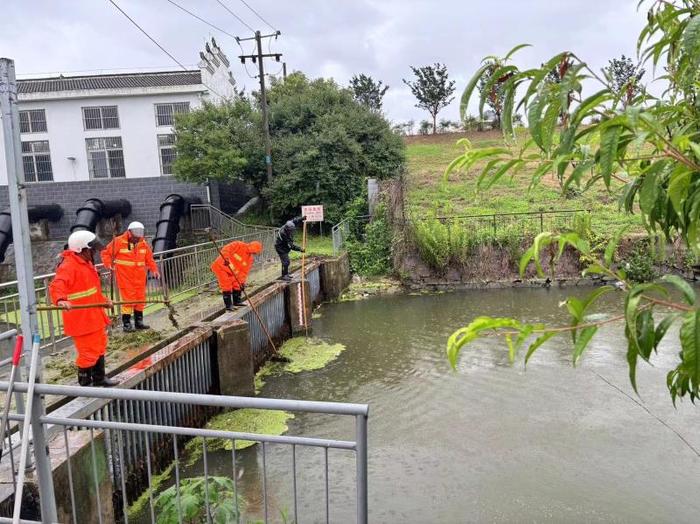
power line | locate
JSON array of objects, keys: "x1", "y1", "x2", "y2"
[
  {"x1": 107, "y1": 0, "x2": 188, "y2": 70},
  {"x1": 165, "y1": 0, "x2": 238, "y2": 39},
  {"x1": 214, "y1": 0, "x2": 255, "y2": 33},
  {"x1": 106, "y1": 0, "x2": 227, "y2": 99},
  {"x1": 236, "y1": 0, "x2": 277, "y2": 32}
]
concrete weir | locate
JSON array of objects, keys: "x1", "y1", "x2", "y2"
[{"x1": 0, "y1": 253, "x2": 351, "y2": 522}]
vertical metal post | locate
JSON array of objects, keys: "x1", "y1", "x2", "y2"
[
  {"x1": 0, "y1": 59, "x2": 41, "y2": 377},
  {"x1": 356, "y1": 414, "x2": 368, "y2": 524},
  {"x1": 255, "y1": 31, "x2": 273, "y2": 186},
  {"x1": 492, "y1": 214, "x2": 496, "y2": 236},
  {"x1": 540, "y1": 212, "x2": 544, "y2": 233}
]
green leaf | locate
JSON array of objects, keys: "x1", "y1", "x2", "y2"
[
  {"x1": 524, "y1": 331, "x2": 557, "y2": 367},
  {"x1": 482, "y1": 159, "x2": 523, "y2": 190},
  {"x1": 506, "y1": 335, "x2": 516, "y2": 364},
  {"x1": 639, "y1": 167, "x2": 661, "y2": 215},
  {"x1": 447, "y1": 316, "x2": 523, "y2": 368},
  {"x1": 682, "y1": 15, "x2": 700, "y2": 68},
  {"x1": 626, "y1": 324, "x2": 639, "y2": 394},
  {"x1": 661, "y1": 274, "x2": 696, "y2": 305},
  {"x1": 599, "y1": 125, "x2": 622, "y2": 189},
  {"x1": 519, "y1": 244, "x2": 536, "y2": 277},
  {"x1": 528, "y1": 92, "x2": 547, "y2": 150},
  {"x1": 541, "y1": 98, "x2": 562, "y2": 154},
  {"x1": 573, "y1": 326, "x2": 597, "y2": 366},
  {"x1": 636, "y1": 309, "x2": 655, "y2": 361},
  {"x1": 504, "y1": 43, "x2": 532, "y2": 61},
  {"x1": 680, "y1": 310, "x2": 700, "y2": 391},
  {"x1": 655, "y1": 313, "x2": 679, "y2": 351},
  {"x1": 604, "y1": 226, "x2": 630, "y2": 265},
  {"x1": 460, "y1": 63, "x2": 492, "y2": 122}
]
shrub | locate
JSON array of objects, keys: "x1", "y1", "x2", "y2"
[
  {"x1": 622, "y1": 242, "x2": 658, "y2": 283},
  {"x1": 347, "y1": 205, "x2": 393, "y2": 276},
  {"x1": 154, "y1": 476, "x2": 240, "y2": 524}
]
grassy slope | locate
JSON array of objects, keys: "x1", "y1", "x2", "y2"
[{"x1": 405, "y1": 131, "x2": 642, "y2": 233}]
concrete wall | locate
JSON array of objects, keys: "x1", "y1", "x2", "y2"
[{"x1": 0, "y1": 176, "x2": 209, "y2": 241}]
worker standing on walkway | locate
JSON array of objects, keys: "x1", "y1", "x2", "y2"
[
  {"x1": 49, "y1": 231, "x2": 117, "y2": 387},
  {"x1": 101, "y1": 221, "x2": 160, "y2": 332},
  {"x1": 275, "y1": 216, "x2": 305, "y2": 281},
  {"x1": 211, "y1": 240, "x2": 263, "y2": 310}
]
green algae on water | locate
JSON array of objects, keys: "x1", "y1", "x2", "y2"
[
  {"x1": 278, "y1": 337, "x2": 346, "y2": 373},
  {"x1": 185, "y1": 408, "x2": 294, "y2": 464}
]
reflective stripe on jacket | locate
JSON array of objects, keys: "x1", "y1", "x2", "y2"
[{"x1": 49, "y1": 251, "x2": 110, "y2": 337}]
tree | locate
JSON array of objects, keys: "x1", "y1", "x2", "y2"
[
  {"x1": 403, "y1": 63, "x2": 456, "y2": 134},
  {"x1": 172, "y1": 97, "x2": 265, "y2": 191},
  {"x1": 173, "y1": 73, "x2": 404, "y2": 222},
  {"x1": 264, "y1": 73, "x2": 405, "y2": 222},
  {"x1": 603, "y1": 54, "x2": 646, "y2": 108},
  {"x1": 448, "y1": 1, "x2": 700, "y2": 403},
  {"x1": 418, "y1": 120, "x2": 432, "y2": 135},
  {"x1": 349, "y1": 73, "x2": 389, "y2": 113}
]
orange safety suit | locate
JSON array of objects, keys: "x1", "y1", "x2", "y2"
[
  {"x1": 49, "y1": 251, "x2": 110, "y2": 368},
  {"x1": 211, "y1": 241, "x2": 262, "y2": 292},
  {"x1": 101, "y1": 232, "x2": 158, "y2": 314}
]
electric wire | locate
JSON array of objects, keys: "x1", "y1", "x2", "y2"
[
  {"x1": 214, "y1": 0, "x2": 255, "y2": 32},
  {"x1": 236, "y1": 0, "x2": 277, "y2": 32},
  {"x1": 106, "y1": 0, "x2": 227, "y2": 99},
  {"x1": 165, "y1": 0, "x2": 238, "y2": 39}
]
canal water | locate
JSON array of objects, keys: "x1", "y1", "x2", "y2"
[{"x1": 191, "y1": 287, "x2": 700, "y2": 523}]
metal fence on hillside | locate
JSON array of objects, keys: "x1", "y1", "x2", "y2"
[{"x1": 432, "y1": 209, "x2": 587, "y2": 238}]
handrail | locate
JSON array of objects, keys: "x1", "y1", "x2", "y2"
[
  {"x1": 434, "y1": 209, "x2": 588, "y2": 220},
  {"x1": 1, "y1": 381, "x2": 370, "y2": 416},
  {"x1": 190, "y1": 203, "x2": 277, "y2": 232}
]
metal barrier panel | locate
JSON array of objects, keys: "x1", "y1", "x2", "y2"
[
  {"x1": 243, "y1": 291, "x2": 286, "y2": 366},
  {"x1": 0, "y1": 381, "x2": 369, "y2": 524},
  {"x1": 307, "y1": 266, "x2": 321, "y2": 304}
]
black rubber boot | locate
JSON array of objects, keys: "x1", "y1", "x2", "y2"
[
  {"x1": 232, "y1": 290, "x2": 246, "y2": 306},
  {"x1": 222, "y1": 292, "x2": 234, "y2": 311},
  {"x1": 122, "y1": 314, "x2": 134, "y2": 333},
  {"x1": 134, "y1": 311, "x2": 150, "y2": 330},
  {"x1": 93, "y1": 356, "x2": 118, "y2": 387},
  {"x1": 78, "y1": 367, "x2": 93, "y2": 387}
]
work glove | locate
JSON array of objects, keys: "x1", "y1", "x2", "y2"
[{"x1": 57, "y1": 300, "x2": 72, "y2": 310}]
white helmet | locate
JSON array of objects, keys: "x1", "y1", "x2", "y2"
[
  {"x1": 68, "y1": 230, "x2": 97, "y2": 253},
  {"x1": 128, "y1": 221, "x2": 145, "y2": 237}
]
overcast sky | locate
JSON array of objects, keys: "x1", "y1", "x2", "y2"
[{"x1": 1, "y1": 0, "x2": 649, "y2": 124}]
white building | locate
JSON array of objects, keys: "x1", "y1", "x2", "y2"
[{"x1": 0, "y1": 39, "x2": 237, "y2": 185}]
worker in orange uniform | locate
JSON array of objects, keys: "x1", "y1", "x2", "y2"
[
  {"x1": 49, "y1": 230, "x2": 117, "y2": 387},
  {"x1": 101, "y1": 221, "x2": 160, "y2": 332},
  {"x1": 211, "y1": 240, "x2": 263, "y2": 310}
]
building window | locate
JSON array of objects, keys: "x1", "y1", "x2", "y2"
[
  {"x1": 21, "y1": 141, "x2": 53, "y2": 182},
  {"x1": 158, "y1": 134, "x2": 177, "y2": 175},
  {"x1": 86, "y1": 137, "x2": 125, "y2": 179},
  {"x1": 19, "y1": 109, "x2": 47, "y2": 133},
  {"x1": 154, "y1": 102, "x2": 190, "y2": 126},
  {"x1": 82, "y1": 106, "x2": 120, "y2": 130}
]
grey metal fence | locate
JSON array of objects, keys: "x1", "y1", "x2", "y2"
[{"x1": 1, "y1": 381, "x2": 369, "y2": 524}]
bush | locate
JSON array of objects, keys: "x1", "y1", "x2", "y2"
[
  {"x1": 347, "y1": 206, "x2": 393, "y2": 276},
  {"x1": 622, "y1": 242, "x2": 658, "y2": 283}
]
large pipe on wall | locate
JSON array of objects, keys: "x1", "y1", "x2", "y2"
[
  {"x1": 152, "y1": 194, "x2": 201, "y2": 253},
  {"x1": 0, "y1": 204, "x2": 64, "y2": 263},
  {"x1": 70, "y1": 198, "x2": 131, "y2": 233}
]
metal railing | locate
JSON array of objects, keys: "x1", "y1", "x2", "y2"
[
  {"x1": 0, "y1": 226, "x2": 280, "y2": 354},
  {"x1": 332, "y1": 215, "x2": 371, "y2": 255},
  {"x1": 432, "y1": 209, "x2": 588, "y2": 237},
  {"x1": 0, "y1": 381, "x2": 369, "y2": 524}
]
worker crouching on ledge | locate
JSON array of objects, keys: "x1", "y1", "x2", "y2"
[
  {"x1": 101, "y1": 221, "x2": 160, "y2": 332},
  {"x1": 211, "y1": 240, "x2": 263, "y2": 311},
  {"x1": 275, "y1": 216, "x2": 305, "y2": 281},
  {"x1": 49, "y1": 230, "x2": 117, "y2": 387}
]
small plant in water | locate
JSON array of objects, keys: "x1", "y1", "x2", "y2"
[{"x1": 154, "y1": 476, "x2": 240, "y2": 524}]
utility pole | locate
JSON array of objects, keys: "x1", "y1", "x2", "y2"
[
  {"x1": 237, "y1": 30, "x2": 281, "y2": 185},
  {"x1": 0, "y1": 57, "x2": 58, "y2": 522},
  {"x1": 283, "y1": 62, "x2": 287, "y2": 80}
]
